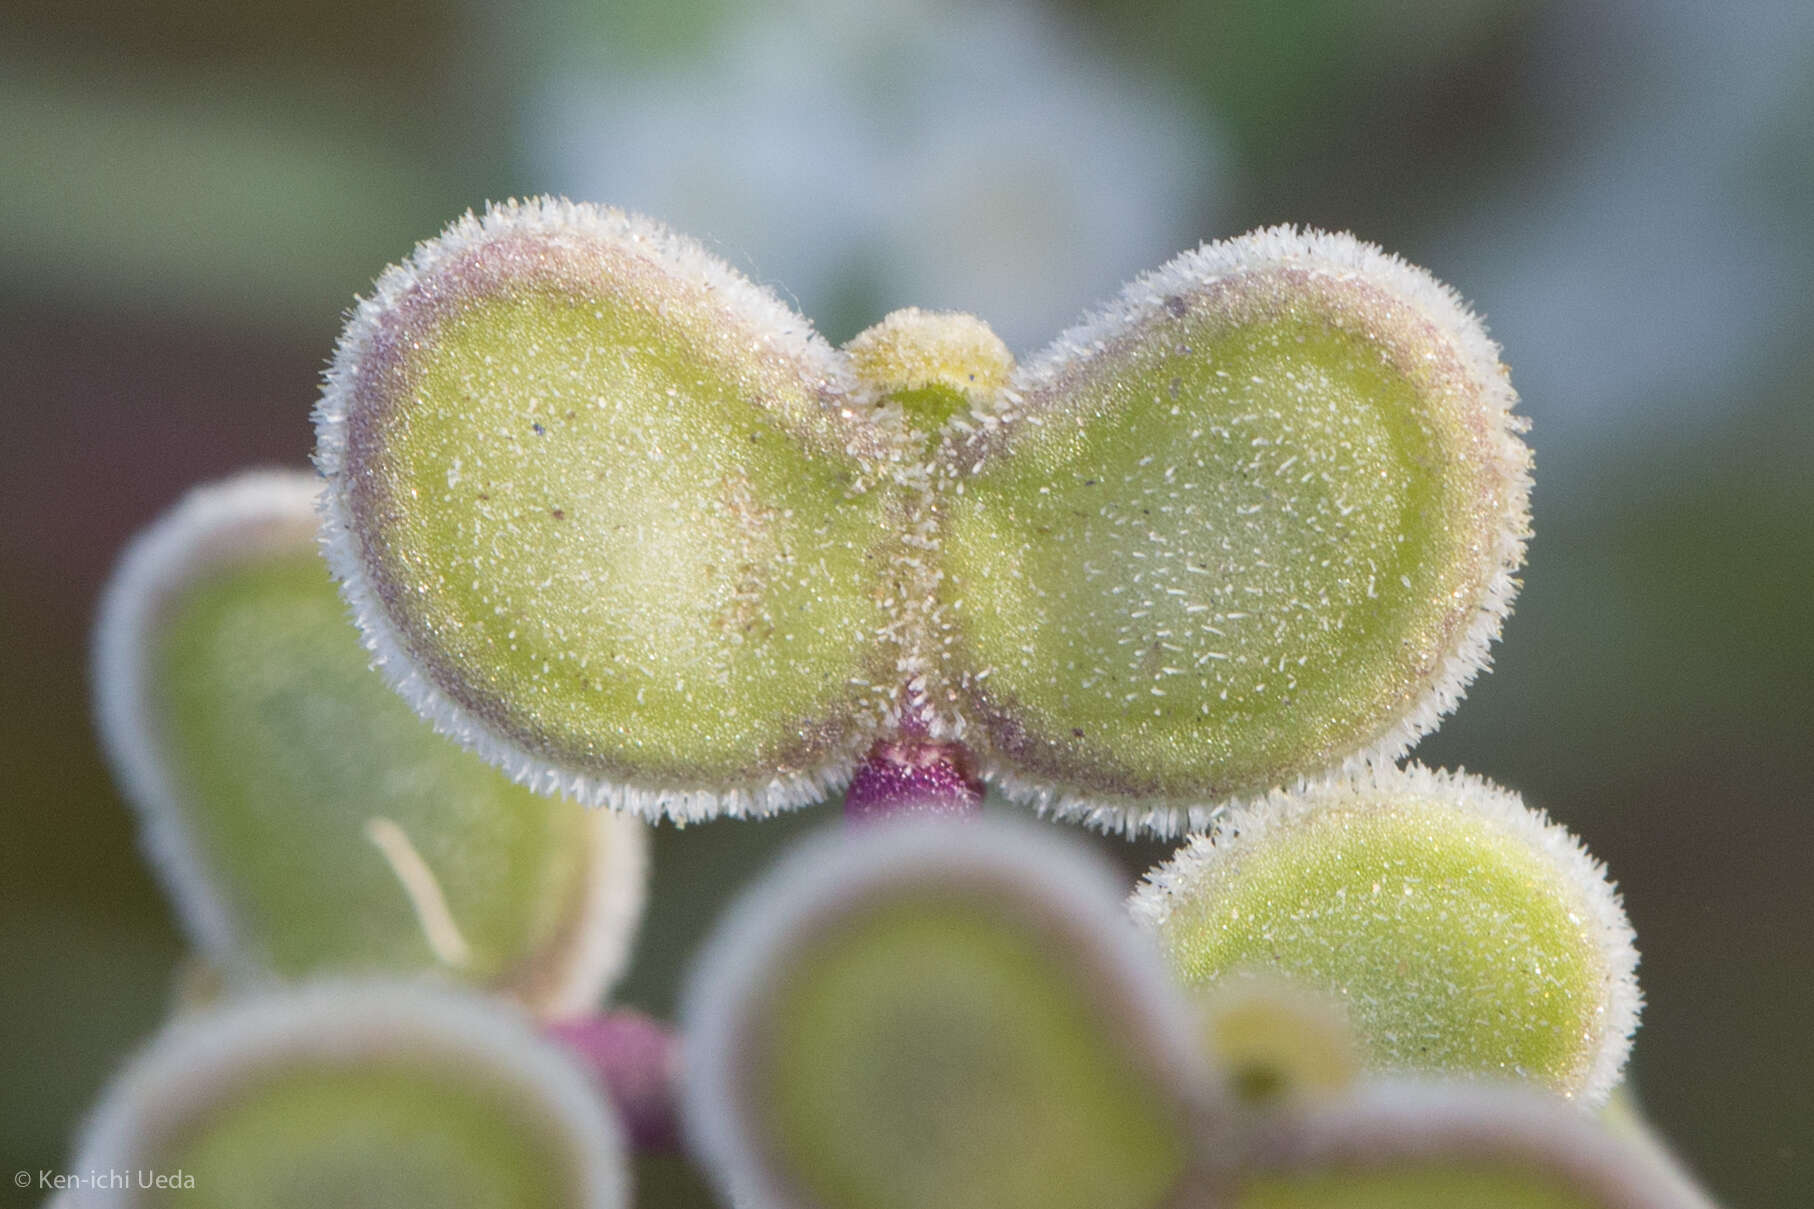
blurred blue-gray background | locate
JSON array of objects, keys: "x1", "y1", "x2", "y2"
[{"x1": 3, "y1": 1, "x2": 1809, "y2": 1205}]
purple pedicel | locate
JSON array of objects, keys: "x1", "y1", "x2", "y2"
[
  {"x1": 843, "y1": 737, "x2": 985, "y2": 822},
  {"x1": 548, "y1": 1010, "x2": 680, "y2": 1151}
]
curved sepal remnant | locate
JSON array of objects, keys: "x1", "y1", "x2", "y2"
[
  {"x1": 681, "y1": 820, "x2": 1220, "y2": 1209},
  {"x1": 934, "y1": 228, "x2": 1530, "y2": 833},
  {"x1": 94, "y1": 471, "x2": 647, "y2": 1015},
  {"x1": 1131, "y1": 767, "x2": 1639, "y2": 1104},
  {"x1": 315, "y1": 199, "x2": 906, "y2": 823},
  {"x1": 70, "y1": 982, "x2": 629, "y2": 1209}
]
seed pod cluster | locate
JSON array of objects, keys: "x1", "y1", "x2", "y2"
[{"x1": 316, "y1": 199, "x2": 1530, "y2": 834}]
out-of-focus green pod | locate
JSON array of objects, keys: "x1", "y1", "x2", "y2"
[
  {"x1": 932, "y1": 228, "x2": 1532, "y2": 834},
  {"x1": 681, "y1": 820, "x2": 1222, "y2": 1209},
  {"x1": 315, "y1": 198, "x2": 907, "y2": 822},
  {"x1": 1230, "y1": 1083, "x2": 1715, "y2": 1209},
  {"x1": 94, "y1": 472, "x2": 647, "y2": 1016},
  {"x1": 1197, "y1": 976, "x2": 1359, "y2": 1107},
  {"x1": 1131, "y1": 767, "x2": 1638, "y2": 1103},
  {"x1": 1599, "y1": 1090, "x2": 1719, "y2": 1208},
  {"x1": 69, "y1": 982, "x2": 627, "y2": 1209}
]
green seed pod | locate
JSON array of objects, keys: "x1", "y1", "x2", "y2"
[
  {"x1": 94, "y1": 471, "x2": 646, "y2": 1015},
  {"x1": 931, "y1": 228, "x2": 1532, "y2": 833},
  {"x1": 315, "y1": 198, "x2": 906, "y2": 821},
  {"x1": 1131, "y1": 767, "x2": 1639, "y2": 1104},
  {"x1": 1231, "y1": 1083, "x2": 1714, "y2": 1209},
  {"x1": 682, "y1": 820, "x2": 1221, "y2": 1209},
  {"x1": 70, "y1": 982, "x2": 627, "y2": 1209}
]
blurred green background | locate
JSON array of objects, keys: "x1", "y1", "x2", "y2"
[{"x1": 2, "y1": 1, "x2": 1809, "y2": 1205}]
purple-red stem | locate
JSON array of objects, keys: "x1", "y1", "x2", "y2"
[
  {"x1": 843, "y1": 735, "x2": 985, "y2": 822},
  {"x1": 548, "y1": 1010, "x2": 681, "y2": 1151}
]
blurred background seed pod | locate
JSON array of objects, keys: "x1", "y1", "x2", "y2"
[
  {"x1": 93, "y1": 470, "x2": 649, "y2": 1015},
  {"x1": 71, "y1": 981, "x2": 629, "y2": 1209},
  {"x1": 681, "y1": 820, "x2": 1220, "y2": 1209},
  {"x1": 1229, "y1": 1082, "x2": 1715, "y2": 1209}
]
